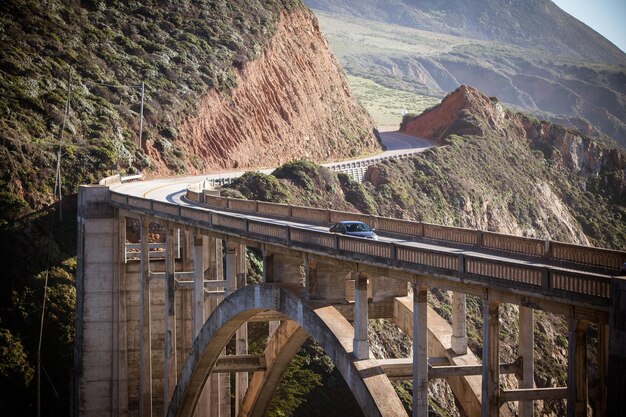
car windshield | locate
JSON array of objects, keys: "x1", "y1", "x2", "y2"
[{"x1": 346, "y1": 223, "x2": 371, "y2": 232}]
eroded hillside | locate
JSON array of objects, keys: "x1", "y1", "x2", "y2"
[
  {"x1": 397, "y1": 85, "x2": 625, "y2": 248},
  {"x1": 172, "y1": 10, "x2": 378, "y2": 173},
  {"x1": 0, "y1": 0, "x2": 377, "y2": 222}
]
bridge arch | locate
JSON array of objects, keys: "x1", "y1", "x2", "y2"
[{"x1": 167, "y1": 284, "x2": 407, "y2": 417}]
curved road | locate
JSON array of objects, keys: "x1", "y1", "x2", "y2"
[
  {"x1": 380, "y1": 131, "x2": 432, "y2": 151},
  {"x1": 114, "y1": 130, "x2": 432, "y2": 201}
]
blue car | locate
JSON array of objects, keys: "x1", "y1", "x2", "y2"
[{"x1": 329, "y1": 221, "x2": 379, "y2": 240}]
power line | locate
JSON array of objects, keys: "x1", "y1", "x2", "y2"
[{"x1": 38, "y1": 67, "x2": 71, "y2": 417}]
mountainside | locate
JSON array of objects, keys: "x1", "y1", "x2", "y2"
[
  {"x1": 0, "y1": 0, "x2": 378, "y2": 222},
  {"x1": 396, "y1": 85, "x2": 625, "y2": 248},
  {"x1": 174, "y1": 10, "x2": 377, "y2": 173},
  {"x1": 303, "y1": 1, "x2": 626, "y2": 147},
  {"x1": 305, "y1": 0, "x2": 626, "y2": 65},
  {"x1": 0, "y1": 1, "x2": 377, "y2": 415}
]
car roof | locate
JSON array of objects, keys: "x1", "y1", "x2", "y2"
[{"x1": 337, "y1": 220, "x2": 365, "y2": 225}]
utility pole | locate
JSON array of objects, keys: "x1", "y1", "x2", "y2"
[
  {"x1": 138, "y1": 81, "x2": 145, "y2": 148},
  {"x1": 54, "y1": 69, "x2": 72, "y2": 222}
]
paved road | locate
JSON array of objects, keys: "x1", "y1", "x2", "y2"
[
  {"x1": 379, "y1": 131, "x2": 432, "y2": 151},
  {"x1": 114, "y1": 130, "x2": 433, "y2": 200}
]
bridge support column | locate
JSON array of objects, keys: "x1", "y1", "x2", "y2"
[
  {"x1": 262, "y1": 248, "x2": 273, "y2": 284},
  {"x1": 451, "y1": 292, "x2": 467, "y2": 355},
  {"x1": 193, "y1": 234, "x2": 206, "y2": 338},
  {"x1": 567, "y1": 319, "x2": 589, "y2": 417},
  {"x1": 164, "y1": 225, "x2": 178, "y2": 411},
  {"x1": 596, "y1": 323, "x2": 608, "y2": 417},
  {"x1": 608, "y1": 276, "x2": 626, "y2": 417},
  {"x1": 196, "y1": 237, "x2": 223, "y2": 417},
  {"x1": 482, "y1": 300, "x2": 501, "y2": 417},
  {"x1": 304, "y1": 254, "x2": 317, "y2": 300},
  {"x1": 235, "y1": 244, "x2": 249, "y2": 416},
  {"x1": 412, "y1": 283, "x2": 428, "y2": 417},
  {"x1": 207, "y1": 237, "x2": 223, "y2": 282},
  {"x1": 192, "y1": 233, "x2": 212, "y2": 417},
  {"x1": 225, "y1": 241, "x2": 237, "y2": 296},
  {"x1": 353, "y1": 272, "x2": 369, "y2": 359},
  {"x1": 518, "y1": 306, "x2": 535, "y2": 417},
  {"x1": 140, "y1": 217, "x2": 153, "y2": 417}
]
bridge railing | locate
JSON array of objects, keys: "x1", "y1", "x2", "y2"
[
  {"x1": 111, "y1": 190, "x2": 616, "y2": 306},
  {"x1": 184, "y1": 185, "x2": 626, "y2": 274}
]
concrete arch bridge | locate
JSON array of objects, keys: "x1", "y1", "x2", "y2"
[{"x1": 74, "y1": 173, "x2": 626, "y2": 417}]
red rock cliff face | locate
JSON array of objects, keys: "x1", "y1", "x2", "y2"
[{"x1": 146, "y1": 9, "x2": 378, "y2": 174}]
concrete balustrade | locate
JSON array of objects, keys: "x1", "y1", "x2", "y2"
[
  {"x1": 228, "y1": 198, "x2": 258, "y2": 212},
  {"x1": 247, "y1": 220, "x2": 289, "y2": 240},
  {"x1": 115, "y1": 190, "x2": 618, "y2": 308},
  {"x1": 184, "y1": 187, "x2": 626, "y2": 274},
  {"x1": 290, "y1": 205, "x2": 329, "y2": 223},
  {"x1": 481, "y1": 231, "x2": 545, "y2": 257},
  {"x1": 551, "y1": 241, "x2": 626, "y2": 270},
  {"x1": 423, "y1": 223, "x2": 481, "y2": 245},
  {"x1": 257, "y1": 201, "x2": 291, "y2": 217},
  {"x1": 465, "y1": 258, "x2": 544, "y2": 285}
]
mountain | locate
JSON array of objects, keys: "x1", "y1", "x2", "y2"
[
  {"x1": 305, "y1": 0, "x2": 626, "y2": 65},
  {"x1": 304, "y1": 0, "x2": 626, "y2": 147},
  {"x1": 397, "y1": 85, "x2": 625, "y2": 248},
  {"x1": 0, "y1": 0, "x2": 378, "y2": 222}
]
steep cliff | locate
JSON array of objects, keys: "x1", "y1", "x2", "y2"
[{"x1": 168, "y1": 9, "x2": 378, "y2": 173}]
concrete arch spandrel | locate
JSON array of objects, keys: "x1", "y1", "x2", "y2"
[{"x1": 167, "y1": 284, "x2": 408, "y2": 417}]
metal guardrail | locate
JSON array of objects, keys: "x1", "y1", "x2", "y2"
[{"x1": 110, "y1": 191, "x2": 618, "y2": 307}]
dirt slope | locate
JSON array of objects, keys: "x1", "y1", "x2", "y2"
[{"x1": 162, "y1": 9, "x2": 379, "y2": 174}]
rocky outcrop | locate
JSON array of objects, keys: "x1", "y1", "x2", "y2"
[
  {"x1": 152, "y1": 9, "x2": 379, "y2": 174},
  {"x1": 401, "y1": 85, "x2": 508, "y2": 142}
]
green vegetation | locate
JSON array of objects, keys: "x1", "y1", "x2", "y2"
[
  {"x1": 0, "y1": 0, "x2": 301, "y2": 215},
  {"x1": 1, "y1": 1, "x2": 303, "y2": 415},
  {"x1": 225, "y1": 172, "x2": 290, "y2": 203},
  {"x1": 346, "y1": 76, "x2": 440, "y2": 128}
]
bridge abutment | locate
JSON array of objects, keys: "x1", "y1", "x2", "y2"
[{"x1": 75, "y1": 185, "x2": 126, "y2": 416}]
